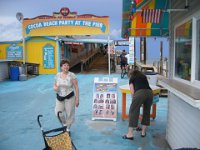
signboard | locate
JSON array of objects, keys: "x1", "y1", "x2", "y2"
[
  {"x1": 92, "y1": 77, "x2": 118, "y2": 121},
  {"x1": 43, "y1": 44, "x2": 55, "y2": 68},
  {"x1": 23, "y1": 17, "x2": 109, "y2": 37},
  {"x1": 129, "y1": 37, "x2": 135, "y2": 65},
  {"x1": 107, "y1": 43, "x2": 115, "y2": 54},
  {"x1": 6, "y1": 44, "x2": 23, "y2": 59},
  {"x1": 114, "y1": 40, "x2": 129, "y2": 46}
]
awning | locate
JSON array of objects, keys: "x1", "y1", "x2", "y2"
[
  {"x1": 122, "y1": 0, "x2": 169, "y2": 38},
  {"x1": 59, "y1": 36, "x2": 113, "y2": 44}
]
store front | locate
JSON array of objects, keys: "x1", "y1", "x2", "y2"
[
  {"x1": 159, "y1": 1, "x2": 200, "y2": 149},
  {"x1": 122, "y1": 0, "x2": 200, "y2": 149}
]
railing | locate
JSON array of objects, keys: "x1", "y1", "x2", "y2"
[
  {"x1": 153, "y1": 60, "x2": 168, "y2": 78},
  {"x1": 80, "y1": 50, "x2": 99, "y2": 72}
]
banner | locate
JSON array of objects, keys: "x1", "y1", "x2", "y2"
[
  {"x1": 23, "y1": 17, "x2": 109, "y2": 37},
  {"x1": 92, "y1": 77, "x2": 118, "y2": 121},
  {"x1": 43, "y1": 44, "x2": 55, "y2": 68},
  {"x1": 6, "y1": 44, "x2": 23, "y2": 59},
  {"x1": 107, "y1": 43, "x2": 115, "y2": 54},
  {"x1": 128, "y1": 36, "x2": 135, "y2": 65}
]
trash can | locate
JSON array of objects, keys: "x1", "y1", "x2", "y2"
[
  {"x1": 10, "y1": 67, "x2": 19, "y2": 81},
  {"x1": 33, "y1": 64, "x2": 39, "y2": 75},
  {"x1": 19, "y1": 74, "x2": 27, "y2": 81},
  {"x1": 144, "y1": 71, "x2": 158, "y2": 85},
  {"x1": 19, "y1": 66, "x2": 23, "y2": 75}
]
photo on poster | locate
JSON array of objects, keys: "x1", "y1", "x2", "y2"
[{"x1": 92, "y1": 92, "x2": 117, "y2": 119}]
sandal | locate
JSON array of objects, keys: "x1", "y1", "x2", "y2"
[
  {"x1": 136, "y1": 126, "x2": 142, "y2": 131},
  {"x1": 122, "y1": 135, "x2": 134, "y2": 140},
  {"x1": 141, "y1": 132, "x2": 146, "y2": 137}
]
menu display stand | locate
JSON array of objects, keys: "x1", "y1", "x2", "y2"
[{"x1": 92, "y1": 77, "x2": 118, "y2": 121}]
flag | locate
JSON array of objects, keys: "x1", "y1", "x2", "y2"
[{"x1": 141, "y1": 9, "x2": 162, "y2": 24}]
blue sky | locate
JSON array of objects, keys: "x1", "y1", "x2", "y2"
[
  {"x1": 116, "y1": 37, "x2": 169, "y2": 61},
  {"x1": 0, "y1": 0, "x2": 169, "y2": 60},
  {"x1": 0, "y1": 0, "x2": 122, "y2": 41}
]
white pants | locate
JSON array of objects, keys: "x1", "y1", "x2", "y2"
[{"x1": 55, "y1": 96, "x2": 75, "y2": 128}]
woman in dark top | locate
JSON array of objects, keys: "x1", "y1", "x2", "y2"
[{"x1": 123, "y1": 70, "x2": 153, "y2": 140}]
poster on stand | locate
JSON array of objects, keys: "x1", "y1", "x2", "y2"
[{"x1": 92, "y1": 77, "x2": 118, "y2": 121}]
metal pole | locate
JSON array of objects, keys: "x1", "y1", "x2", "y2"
[
  {"x1": 160, "y1": 41, "x2": 163, "y2": 75},
  {"x1": 136, "y1": 9, "x2": 188, "y2": 12},
  {"x1": 21, "y1": 20, "x2": 26, "y2": 75},
  {"x1": 16, "y1": 12, "x2": 27, "y2": 76},
  {"x1": 134, "y1": 38, "x2": 136, "y2": 70},
  {"x1": 108, "y1": 35, "x2": 110, "y2": 75},
  {"x1": 144, "y1": 37, "x2": 146, "y2": 64},
  {"x1": 140, "y1": 37, "x2": 146, "y2": 64},
  {"x1": 56, "y1": 36, "x2": 60, "y2": 72},
  {"x1": 22, "y1": 36, "x2": 25, "y2": 65},
  {"x1": 140, "y1": 37, "x2": 142, "y2": 63}
]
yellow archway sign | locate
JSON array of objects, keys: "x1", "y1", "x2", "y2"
[
  {"x1": 22, "y1": 8, "x2": 109, "y2": 36},
  {"x1": 22, "y1": 8, "x2": 111, "y2": 74}
]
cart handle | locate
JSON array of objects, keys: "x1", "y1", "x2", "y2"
[
  {"x1": 57, "y1": 111, "x2": 63, "y2": 126},
  {"x1": 44, "y1": 126, "x2": 67, "y2": 135},
  {"x1": 37, "y1": 115, "x2": 43, "y2": 129}
]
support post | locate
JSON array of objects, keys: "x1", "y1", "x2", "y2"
[
  {"x1": 56, "y1": 36, "x2": 60, "y2": 72},
  {"x1": 160, "y1": 41, "x2": 163, "y2": 75},
  {"x1": 22, "y1": 36, "x2": 25, "y2": 65},
  {"x1": 140, "y1": 37, "x2": 146, "y2": 64},
  {"x1": 22, "y1": 36, "x2": 27, "y2": 75},
  {"x1": 108, "y1": 35, "x2": 110, "y2": 75},
  {"x1": 134, "y1": 38, "x2": 136, "y2": 70},
  {"x1": 21, "y1": 19, "x2": 26, "y2": 75},
  {"x1": 143, "y1": 37, "x2": 147, "y2": 64}
]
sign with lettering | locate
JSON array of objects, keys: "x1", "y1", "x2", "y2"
[
  {"x1": 129, "y1": 36, "x2": 135, "y2": 65},
  {"x1": 43, "y1": 44, "x2": 55, "y2": 68},
  {"x1": 114, "y1": 40, "x2": 129, "y2": 46},
  {"x1": 23, "y1": 18, "x2": 109, "y2": 37},
  {"x1": 92, "y1": 77, "x2": 118, "y2": 121},
  {"x1": 6, "y1": 44, "x2": 23, "y2": 59},
  {"x1": 107, "y1": 43, "x2": 115, "y2": 54}
]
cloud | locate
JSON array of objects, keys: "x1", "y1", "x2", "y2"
[
  {"x1": 110, "y1": 28, "x2": 122, "y2": 40},
  {"x1": 89, "y1": 28, "x2": 122, "y2": 40},
  {"x1": 0, "y1": 16, "x2": 123, "y2": 41},
  {"x1": 0, "y1": 16, "x2": 22, "y2": 41}
]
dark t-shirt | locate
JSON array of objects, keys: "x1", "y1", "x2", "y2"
[{"x1": 129, "y1": 74, "x2": 151, "y2": 93}]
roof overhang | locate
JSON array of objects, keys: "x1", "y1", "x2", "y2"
[{"x1": 59, "y1": 36, "x2": 113, "y2": 44}]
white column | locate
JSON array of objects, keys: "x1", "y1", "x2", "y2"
[
  {"x1": 56, "y1": 36, "x2": 60, "y2": 72},
  {"x1": 108, "y1": 35, "x2": 110, "y2": 75},
  {"x1": 22, "y1": 36, "x2": 25, "y2": 65}
]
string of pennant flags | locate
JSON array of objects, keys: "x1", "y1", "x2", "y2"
[
  {"x1": 128, "y1": 8, "x2": 162, "y2": 24},
  {"x1": 141, "y1": 9, "x2": 162, "y2": 24}
]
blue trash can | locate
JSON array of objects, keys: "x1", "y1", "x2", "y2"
[{"x1": 10, "y1": 67, "x2": 19, "y2": 81}]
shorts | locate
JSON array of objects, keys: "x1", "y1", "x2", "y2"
[{"x1": 120, "y1": 63, "x2": 128, "y2": 69}]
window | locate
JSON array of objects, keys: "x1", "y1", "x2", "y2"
[
  {"x1": 175, "y1": 20, "x2": 192, "y2": 81},
  {"x1": 196, "y1": 19, "x2": 200, "y2": 81}
]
